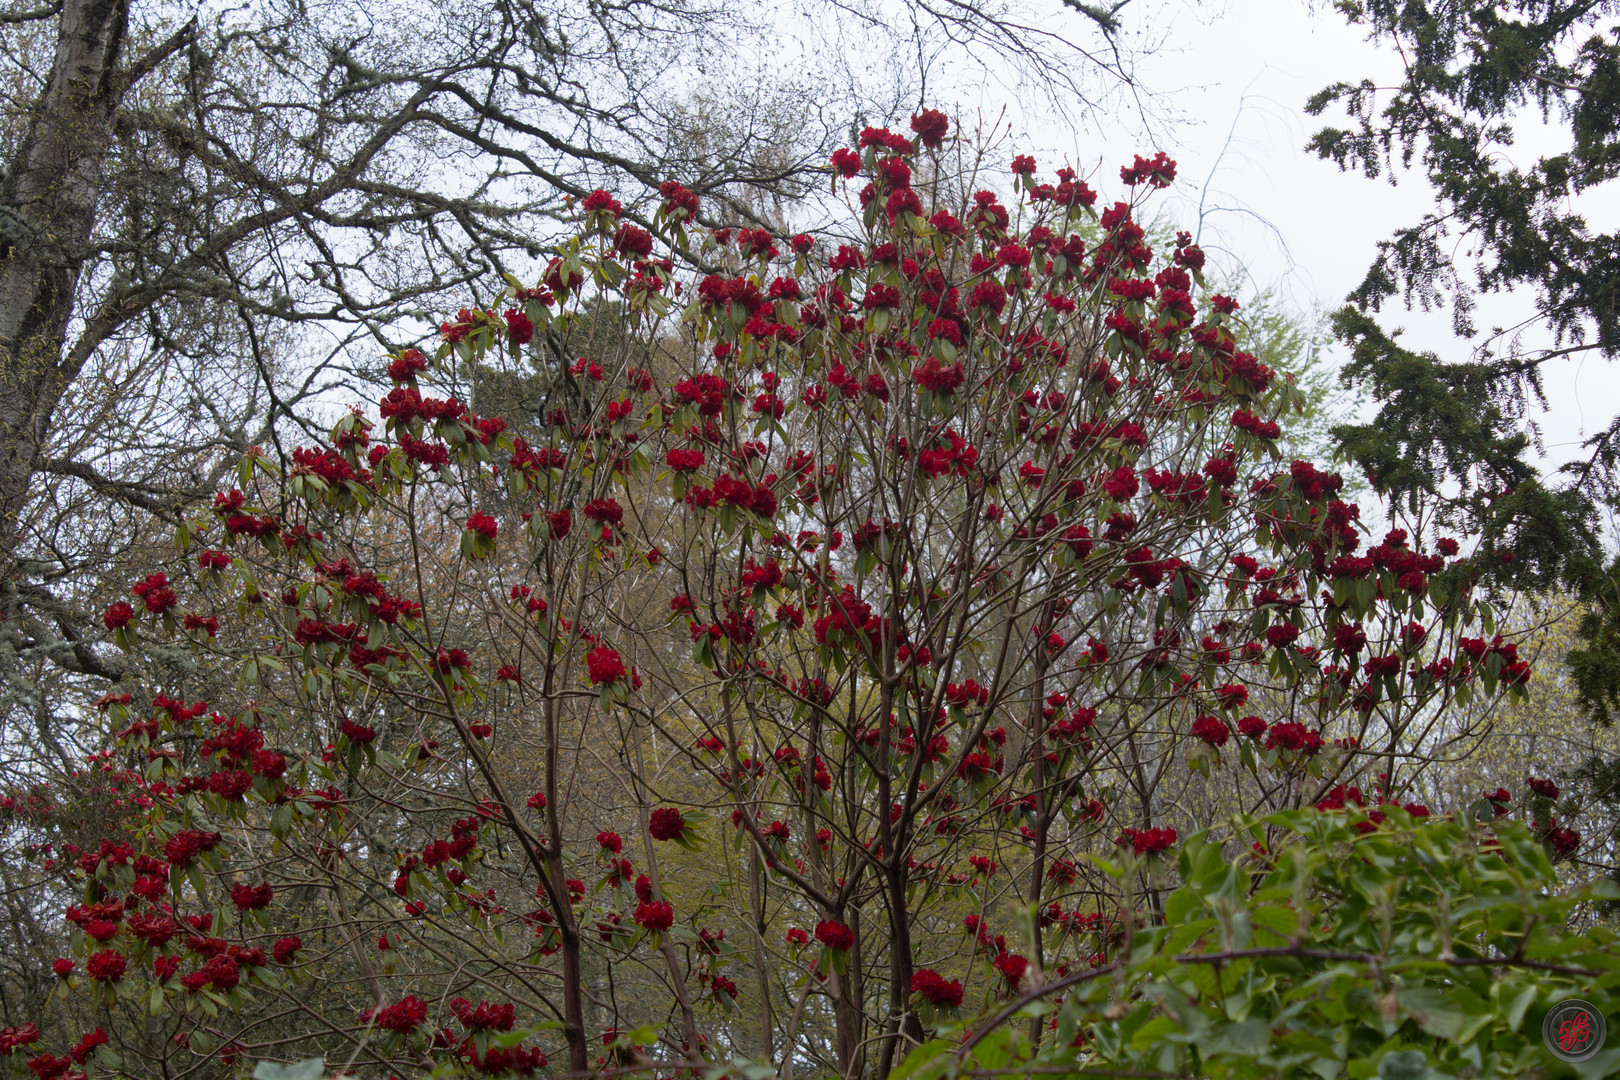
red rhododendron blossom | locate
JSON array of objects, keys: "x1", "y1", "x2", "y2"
[
  {"x1": 612, "y1": 224, "x2": 654, "y2": 259},
  {"x1": 1190, "y1": 715, "x2": 1230, "y2": 746},
  {"x1": 666, "y1": 447, "x2": 704, "y2": 472},
  {"x1": 230, "y1": 882, "x2": 274, "y2": 911},
  {"x1": 815, "y1": 920, "x2": 855, "y2": 950},
  {"x1": 103, "y1": 601, "x2": 134, "y2": 630},
  {"x1": 504, "y1": 309, "x2": 534, "y2": 344},
  {"x1": 581, "y1": 189, "x2": 621, "y2": 217},
  {"x1": 367, "y1": 995, "x2": 429, "y2": 1034},
  {"x1": 132, "y1": 572, "x2": 177, "y2": 615},
  {"x1": 68, "y1": 1028, "x2": 108, "y2": 1065},
  {"x1": 451, "y1": 998, "x2": 516, "y2": 1032},
  {"x1": 1548, "y1": 824, "x2": 1581, "y2": 856},
  {"x1": 1120, "y1": 151, "x2": 1177, "y2": 188},
  {"x1": 634, "y1": 900, "x2": 674, "y2": 932},
  {"x1": 911, "y1": 968, "x2": 964, "y2": 1006},
  {"x1": 912, "y1": 357, "x2": 964, "y2": 394},
  {"x1": 339, "y1": 720, "x2": 376, "y2": 744},
  {"x1": 465, "y1": 512, "x2": 497, "y2": 540},
  {"x1": 1266, "y1": 722, "x2": 1324, "y2": 755},
  {"x1": 587, "y1": 647, "x2": 626, "y2": 685},
  {"x1": 272, "y1": 936, "x2": 302, "y2": 963},
  {"x1": 910, "y1": 108, "x2": 950, "y2": 148},
  {"x1": 648, "y1": 807, "x2": 687, "y2": 841},
  {"x1": 1117, "y1": 826, "x2": 1178, "y2": 856},
  {"x1": 993, "y1": 953, "x2": 1029, "y2": 988},
  {"x1": 163, "y1": 829, "x2": 222, "y2": 868},
  {"x1": 85, "y1": 950, "x2": 126, "y2": 982},
  {"x1": 659, "y1": 181, "x2": 699, "y2": 218},
  {"x1": 583, "y1": 498, "x2": 623, "y2": 528}
]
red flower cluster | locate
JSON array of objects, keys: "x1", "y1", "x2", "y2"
[
  {"x1": 1265, "y1": 722, "x2": 1324, "y2": 755},
  {"x1": 648, "y1": 807, "x2": 686, "y2": 841},
  {"x1": 450, "y1": 998, "x2": 516, "y2": 1032},
  {"x1": 229, "y1": 882, "x2": 273, "y2": 911},
  {"x1": 1117, "y1": 827, "x2": 1177, "y2": 856},
  {"x1": 993, "y1": 952, "x2": 1029, "y2": 988},
  {"x1": 339, "y1": 720, "x2": 376, "y2": 744},
  {"x1": 163, "y1": 829, "x2": 221, "y2": 868},
  {"x1": 366, "y1": 994, "x2": 429, "y2": 1033},
  {"x1": 815, "y1": 919, "x2": 855, "y2": 950},
  {"x1": 666, "y1": 447, "x2": 704, "y2": 472},
  {"x1": 634, "y1": 900, "x2": 674, "y2": 932},
  {"x1": 912, "y1": 357, "x2": 964, "y2": 393},
  {"x1": 909, "y1": 109, "x2": 950, "y2": 148},
  {"x1": 1546, "y1": 823, "x2": 1581, "y2": 857},
  {"x1": 586, "y1": 647, "x2": 626, "y2": 686},
  {"x1": 659, "y1": 180, "x2": 699, "y2": 219},
  {"x1": 910, "y1": 968, "x2": 963, "y2": 1006},
  {"x1": 85, "y1": 950, "x2": 126, "y2": 982},
  {"x1": 133, "y1": 572, "x2": 177, "y2": 615},
  {"x1": 581, "y1": 189, "x2": 621, "y2": 217},
  {"x1": 0, "y1": 1024, "x2": 40, "y2": 1054},
  {"x1": 102, "y1": 601, "x2": 135, "y2": 630},
  {"x1": 1190, "y1": 715, "x2": 1230, "y2": 746},
  {"x1": 945, "y1": 679, "x2": 989, "y2": 707},
  {"x1": 583, "y1": 498, "x2": 623, "y2": 528}
]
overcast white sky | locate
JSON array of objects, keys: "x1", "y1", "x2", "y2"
[{"x1": 942, "y1": 0, "x2": 1616, "y2": 480}]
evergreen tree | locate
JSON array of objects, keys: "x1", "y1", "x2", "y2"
[{"x1": 1307, "y1": 0, "x2": 1620, "y2": 724}]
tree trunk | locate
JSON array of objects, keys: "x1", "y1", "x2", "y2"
[{"x1": 0, "y1": 0, "x2": 129, "y2": 540}]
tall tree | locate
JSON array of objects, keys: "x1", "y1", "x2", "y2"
[{"x1": 1305, "y1": 0, "x2": 1620, "y2": 724}]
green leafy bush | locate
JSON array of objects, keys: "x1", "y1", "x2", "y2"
[{"x1": 900, "y1": 810, "x2": 1620, "y2": 1080}]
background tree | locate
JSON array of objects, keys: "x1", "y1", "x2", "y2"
[{"x1": 1304, "y1": 0, "x2": 1620, "y2": 726}]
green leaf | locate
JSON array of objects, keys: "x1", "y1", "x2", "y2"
[
  {"x1": 1376, "y1": 1050, "x2": 1430, "y2": 1080},
  {"x1": 1500, "y1": 982, "x2": 1538, "y2": 1032},
  {"x1": 1398, "y1": 984, "x2": 1465, "y2": 1039},
  {"x1": 890, "y1": 1039, "x2": 956, "y2": 1080},
  {"x1": 1573, "y1": 1048, "x2": 1620, "y2": 1080},
  {"x1": 1201, "y1": 1018, "x2": 1270, "y2": 1057}
]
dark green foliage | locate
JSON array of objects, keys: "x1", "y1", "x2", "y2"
[
  {"x1": 1309, "y1": 0, "x2": 1620, "y2": 723},
  {"x1": 897, "y1": 809, "x2": 1620, "y2": 1080}
]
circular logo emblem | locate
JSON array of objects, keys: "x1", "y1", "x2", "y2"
[{"x1": 1544, "y1": 999, "x2": 1606, "y2": 1063}]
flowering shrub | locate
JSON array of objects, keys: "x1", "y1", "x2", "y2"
[{"x1": 0, "y1": 111, "x2": 1584, "y2": 1080}]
